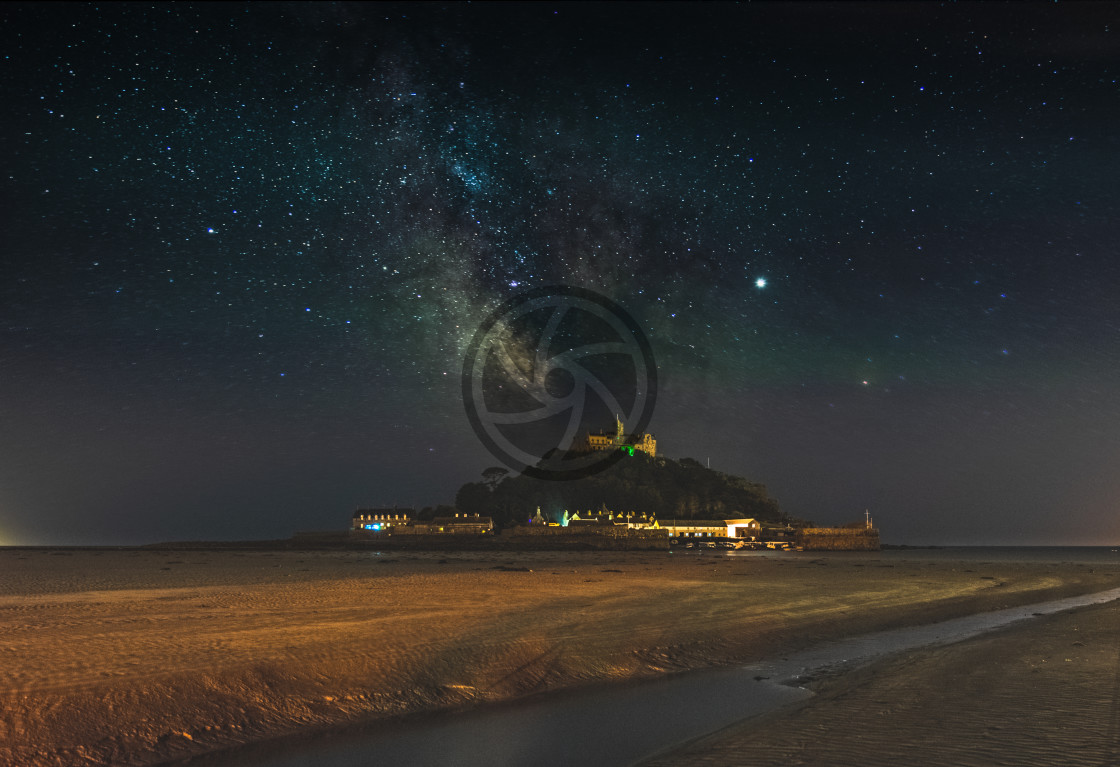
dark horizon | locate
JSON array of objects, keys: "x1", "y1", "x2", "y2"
[{"x1": 3, "y1": 3, "x2": 1120, "y2": 547}]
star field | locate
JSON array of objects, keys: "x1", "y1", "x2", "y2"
[{"x1": 2, "y1": 3, "x2": 1120, "y2": 544}]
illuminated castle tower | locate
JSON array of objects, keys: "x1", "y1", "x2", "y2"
[{"x1": 581, "y1": 415, "x2": 656, "y2": 457}]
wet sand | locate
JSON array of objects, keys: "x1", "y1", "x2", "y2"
[
  {"x1": 643, "y1": 599, "x2": 1120, "y2": 767},
  {"x1": 1, "y1": 548, "x2": 1118, "y2": 766}
]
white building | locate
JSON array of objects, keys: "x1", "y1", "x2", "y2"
[{"x1": 658, "y1": 518, "x2": 761, "y2": 539}]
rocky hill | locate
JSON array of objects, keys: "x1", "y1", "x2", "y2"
[{"x1": 455, "y1": 452, "x2": 788, "y2": 529}]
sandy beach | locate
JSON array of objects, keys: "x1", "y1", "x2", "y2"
[
  {"x1": 1, "y1": 547, "x2": 1118, "y2": 766},
  {"x1": 643, "y1": 598, "x2": 1120, "y2": 767}
]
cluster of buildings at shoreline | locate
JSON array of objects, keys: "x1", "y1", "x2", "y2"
[
  {"x1": 348, "y1": 508, "x2": 878, "y2": 551},
  {"x1": 350, "y1": 507, "x2": 765, "y2": 541},
  {"x1": 351, "y1": 509, "x2": 494, "y2": 536}
]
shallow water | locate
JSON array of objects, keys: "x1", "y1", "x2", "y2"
[
  {"x1": 727, "y1": 545, "x2": 1120, "y2": 565},
  {"x1": 192, "y1": 585, "x2": 1120, "y2": 767}
]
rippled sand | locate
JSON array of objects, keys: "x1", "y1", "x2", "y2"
[
  {"x1": 644, "y1": 599, "x2": 1120, "y2": 767},
  {"x1": 0, "y1": 548, "x2": 1117, "y2": 766}
]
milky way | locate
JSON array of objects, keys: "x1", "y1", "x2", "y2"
[{"x1": 3, "y1": 3, "x2": 1120, "y2": 544}]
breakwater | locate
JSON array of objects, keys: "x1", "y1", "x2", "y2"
[{"x1": 795, "y1": 527, "x2": 881, "y2": 551}]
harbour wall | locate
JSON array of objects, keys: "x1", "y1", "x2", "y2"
[{"x1": 794, "y1": 527, "x2": 881, "y2": 551}]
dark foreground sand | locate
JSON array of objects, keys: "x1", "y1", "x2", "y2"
[
  {"x1": 642, "y1": 599, "x2": 1120, "y2": 767},
  {"x1": 0, "y1": 548, "x2": 1118, "y2": 766}
]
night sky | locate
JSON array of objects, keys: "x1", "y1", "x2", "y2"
[{"x1": 3, "y1": 2, "x2": 1120, "y2": 546}]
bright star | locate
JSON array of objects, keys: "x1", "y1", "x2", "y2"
[{"x1": 755, "y1": 277, "x2": 767, "y2": 289}]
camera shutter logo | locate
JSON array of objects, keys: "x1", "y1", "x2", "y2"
[{"x1": 462, "y1": 286, "x2": 657, "y2": 480}]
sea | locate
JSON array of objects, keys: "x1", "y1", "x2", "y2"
[{"x1": 730, "y1": 545, "x2": 1120, "y2": 565}]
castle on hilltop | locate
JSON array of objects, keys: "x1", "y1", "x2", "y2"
[{"x1": 580, "y1": 415, "x2": 656, "y2": 458}]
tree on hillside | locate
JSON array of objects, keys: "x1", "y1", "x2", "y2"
[
  {"x1": 455, "y1": 482, "x2": 490, "y2": 517},
  {"x1": 481, "y1": 466, "x2": 509, "y2": 491}
]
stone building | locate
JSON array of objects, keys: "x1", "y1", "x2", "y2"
[
  {"x1": 580, "y1": 415, "x2": 656, "y2": 457},
  {"x1": 408, "y1": 512, "x2": 494, "y2": 535},
  {"x1": 351, "y1": 508, "x2": 413, "y2": 532}
]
